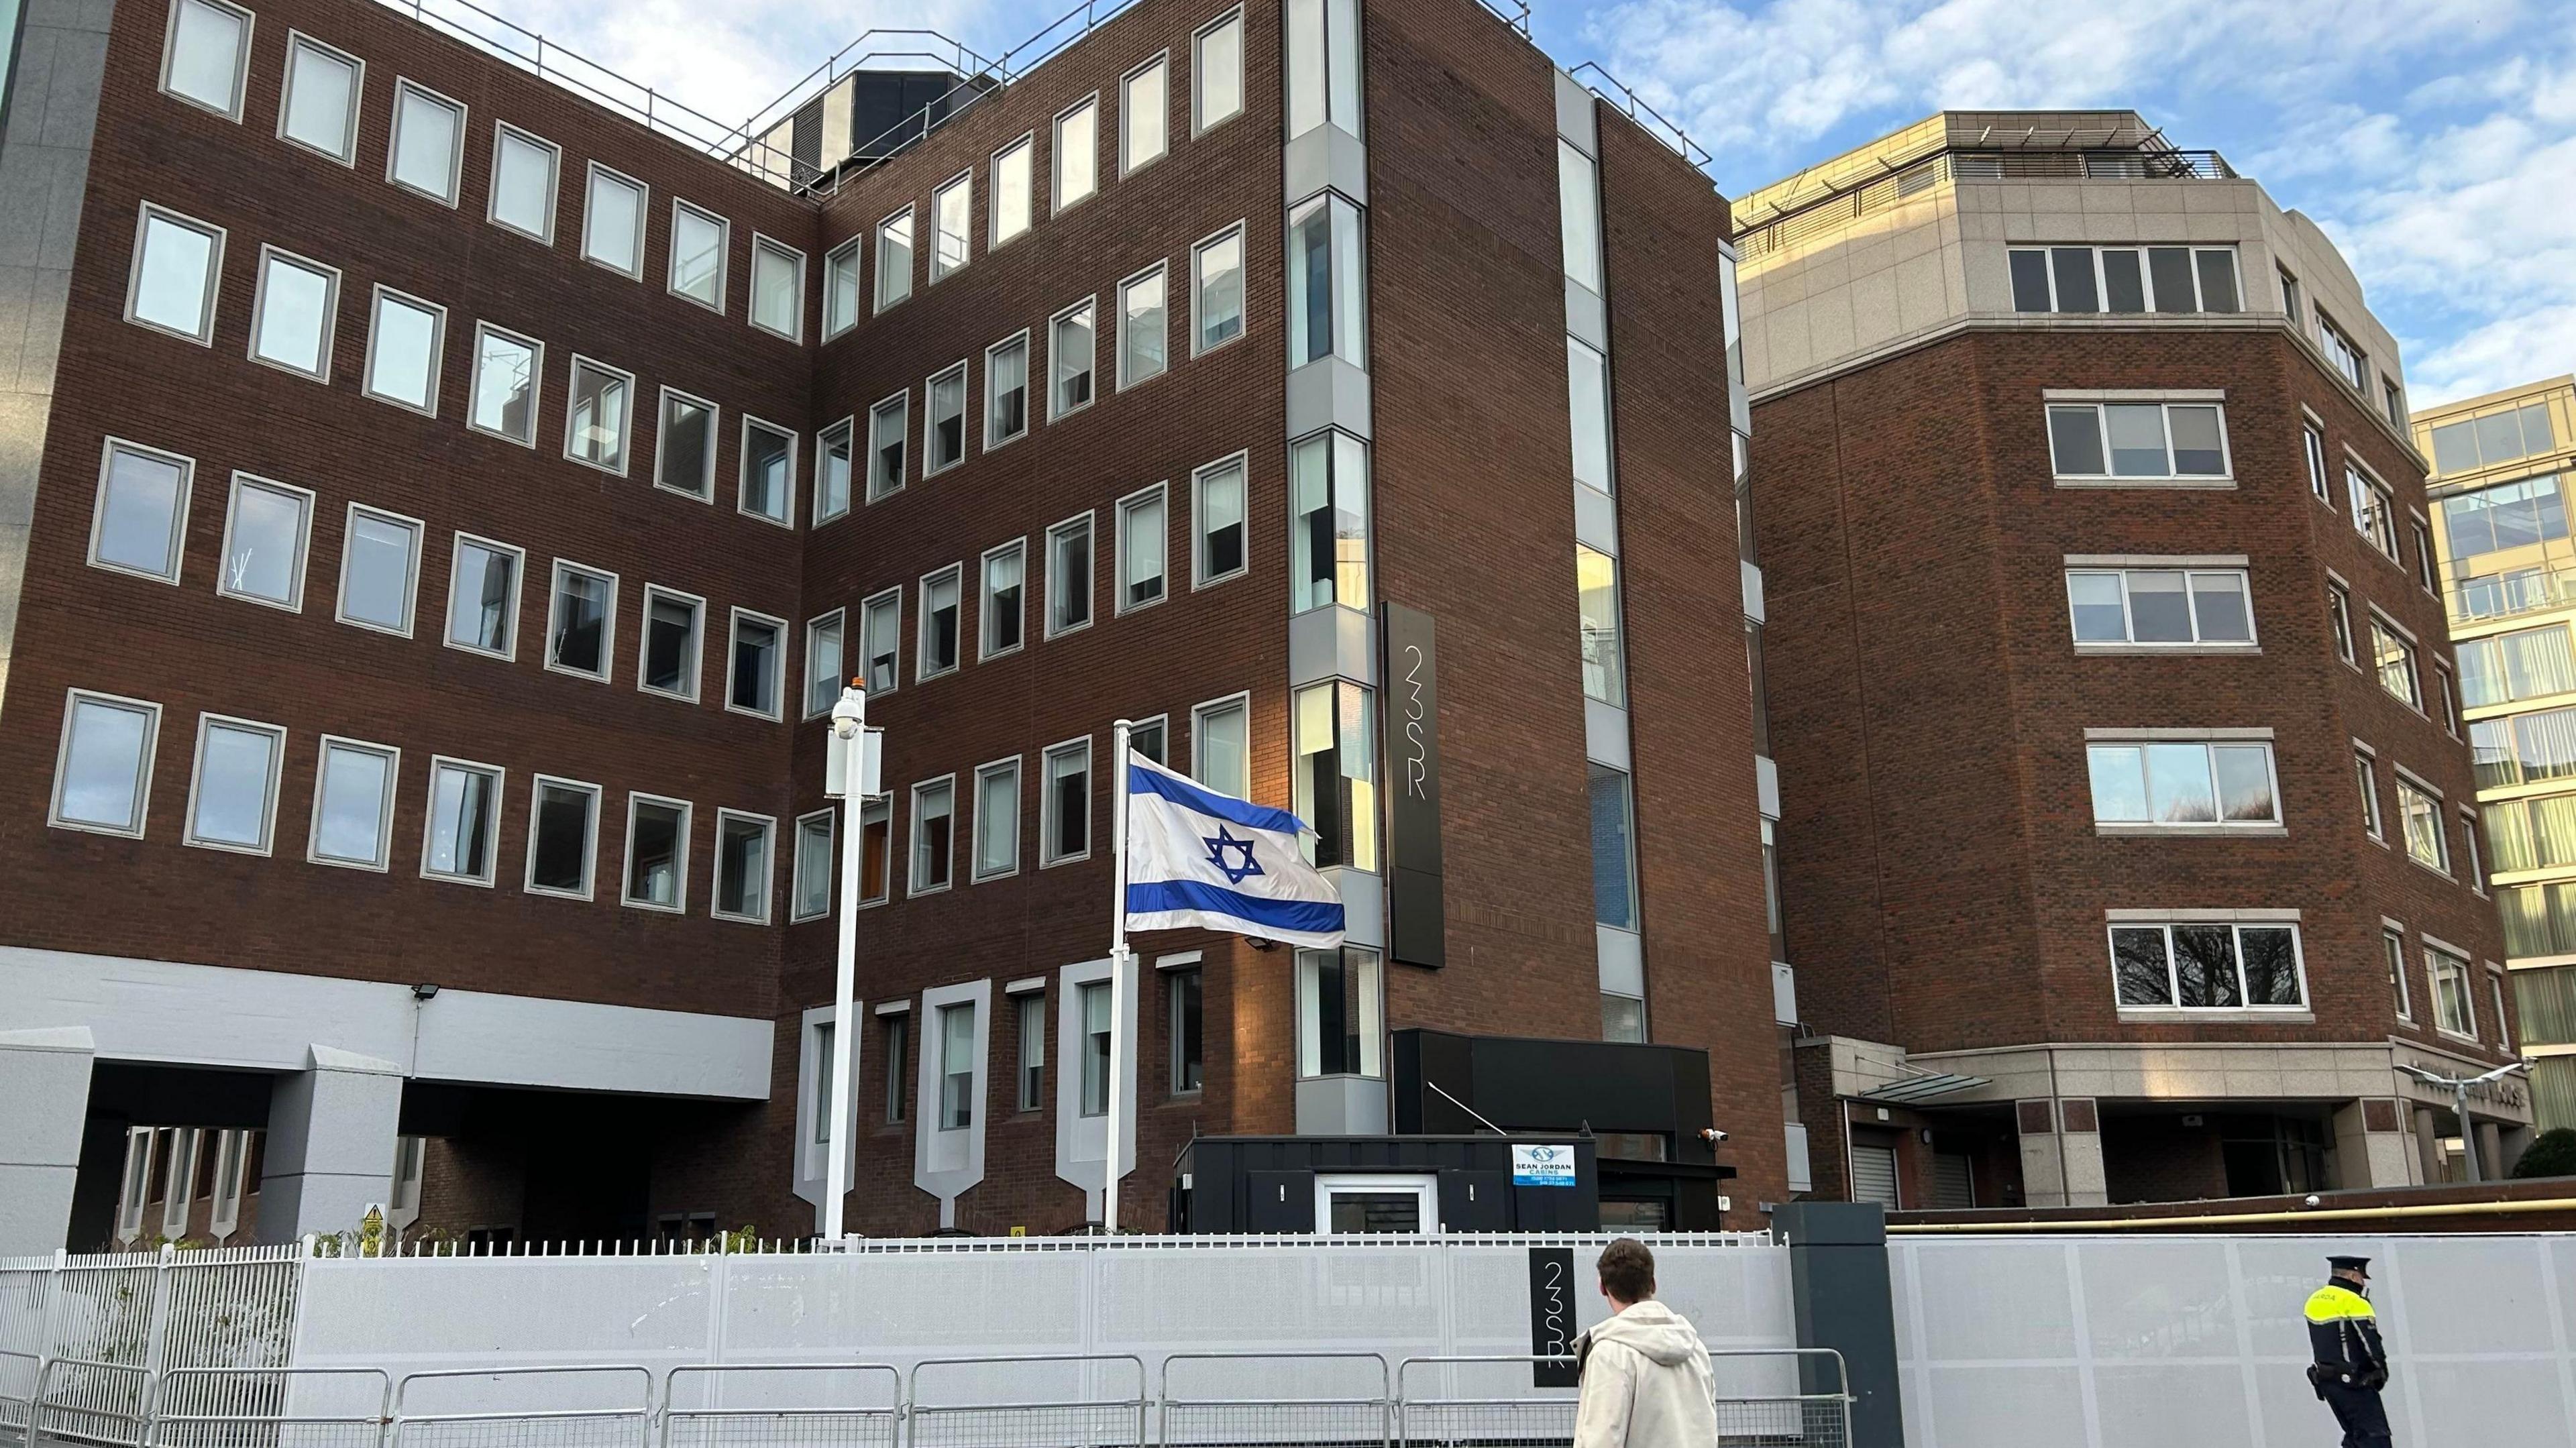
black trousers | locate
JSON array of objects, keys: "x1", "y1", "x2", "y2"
[{"x1": 2321, "y1": 1380, "x2": 2393, "y2": 1448}]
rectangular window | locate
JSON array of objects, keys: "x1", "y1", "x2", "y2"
[
  {"x1": 1590, "y1": 763, "x2": 1638, "y2": 930},
  {"x1": 822, "y1": 238, "x2": 861, "y2": 337},
  {"x1": 868, "y1": 392, "x2": 908, "y2": 501},
  {"x1": 2045, "y1": 401, "x2": 2229, "y2": 480},
  {"x1": 2457, "y1": 624, "x2": 2576, "y2": 708},
  {"x1": 1285, "y1": 0, "x2": 1362, "y2": 139},
  {"x1": 874, "y1": 207, "x2": 914, "y2": 312},
  {"x1": 248, "y1": 246, "x2": 339, "y2": 380},
  {"x1": 2385, "y1": 380, "x2": 2408, "y2": 431},
  {"x1": 1193, "y1": 695, "x2": 1250, "y2": 799},
  {"x1": 804, "y1": 611, "x2": 845, "y2": 718},
  {"x1": 362, "y1": 286, "x2": 445, "y2": 414},
  {"x1": 1122, "y1": 53, "x2": 1169, "y2": 175},
  {"x1": 2430, "y1": 402, "x2": 2558, "y2": 476},
  {"x1": 712, "y1": 811, "x2": 774, "y2": 923},
  {"x1": 1168, "y1": 966, "x2": 1202, "y2": 1095},
  {"x1": 1576, "y1": 545, "x2": 1627, "y2": 706},
  {"x1": 1195, "y1": 9, "x2": 1244, "y2": 132},
  {"x1": 445, "y1": 534, "x2": 521, "y2": 659},
  {"x1": 421, "y1": 757, "x2": 502, "y2": 885},
  {"x1": 1567, "y1": 337, "x2": 1613, "y2": 492},
  {"x1": 1118, "y1": 485, "x2": 1167, "y2": 612},
  {"x1": 2436, "y1": 665, "x2": 2461, "y2": 736},
  {"x1": 792, "y1": 810, "x2": 834, "y2": 921},
  {"x1": 1193, "y1": 455, "x2": 1248, "y2": 586},
  {"x1": 918, "y1": 566, "x2": 963, "y2": 679},
  {"x1": 2371, "y1": 616, "x2": 2420, "y2": 708},
  {"x1": 215, "y1": 474, "x2": 311, "y2": 612},
  {"x1": 1079, "y1": 981, "x2": 1112, "y2": 1116},
  {"x1": 2357, "y1": 751, "x2": 2383, "y2": 840},
  {"x1": 2320, "y1": 312, "x2": 2367, "y2": 392},
  {"x1": 564, "y1": 357, "x2": 633, "y2": 474},
  {"x1": 1603, "y1": 994, "x2": 1645, "y2": 1044},
  {"x1": 1049, "y1": 513, "x2": 1095, "y2": 636},
  {"x1": 1291, "y1": 430, "x2": 1371, "y2": 614},
  {"x1": 486, "y1": 123, "x2": 559, "y2": 242},
  {"x1": 468, "y1": 323, "x2": 541, "y2": 445},
  {"x1": 1131, "y1": 716, "x2": 1169, "y2": 767},
  {"x1": 2004, "y1": 245, "x2": 2242, "y2": 313},
  {"x1": 2279, "y1": 267, "x2": 2304, "y2": 329},
  {"x1": 936, "y1": 1003, "x2": 975, "y2": 1130},
  {"x1": 815, "y1": 418, "x2": 855, "y2": 524},
  {"x1": 2328, "y1": 582, "x2": 2356, "y2": 664},
  {"x1": 1042, "y1": 737, "x2": 1091, "y2": 865},
  {"x1": 1193, "y1": 224, "x2": 1246, "y2": 355},
  {"x1": 2384, "y1": 928, "x2": 2412, "y2": 1020},
  {"x1": 910, "y1": 777, "x2": 955, "y2": 894},
  {"x1": 2063, "y1": 567, "x2": 2255, "y2": 647},
  {"x1": 2412, "y1": 520, "x2": 2436, "y2": 592},
  {"x1": 308, "y1": 736, "x2": 397, "y2": 870},
  {"x1": 1119, "y1": 264, "x2": 1169, "y2": 389},
  {"x1": 624, "y1": 795, "x2": 691, "y2": 911},
  {"x1": 655, "y1": 389, "x2": 718, "y2": 501},
  {"x1": 2398, "y1": 777, "x2": 2449, "y2": 873},
  {"x1": 1295, "y1": 681, "x2": 1378, "y2": 870},
  {"x1": 881, "y1": 1013, "x2": 910, "y2": 1125},
  {"x1": 545, "y1": 561, "x2": 615, "y2": 681},
  {"x1": 1559, "y1": 136, "x2": 1611, "y2": 296},
  {"x1": 981, "y1": 541, "x2": 1026, "y2": 659},
  {"x1": 127, "y1": 203, "x2": 224, "y2": 345},
  {"x1": 973, "y1": 758, "x2": 1021, "y2": 881},
  {"x1": 861, "y1": 588, "x2": 901, "y2": 694},
  {"x1": 2303, "y1": 423, "x2": 2330, "y2": 502},
  {"x1": 1055, "y1": 97, "x2": 1099, "y2": 211},
  {"x1": 667, "y1": 199, "x2": 729, "y2": 311},
  {"x1": 337, "y1": 504, "x2": 421, "y2": 636},
  {"x1": 2479, "y1": 790, "x2": 2576, "y2": 875},
  {"x1": 2493, "y1": 972, "x2": 2512, "y2": 1051},
  {"x1": 580, "y1": 163, "x2": 646, "y2": 277},
  {"x1": 52, "y1": 691, "x2": 161, "y2": 838},
  {"x1": 2429, "y1": 946, "x2": 2475, "y2": 1037},
  {"x1": 926, "y1": 363, "x2": 967, "y2": 474},
  {"x1": 525, "y1": 775, "x2": 600, "y2": 899},
  {"x1": 1051, "y1": 298, "x2": 1097, "y2": 419},
  {"x1": 750, "y1": 235, "x2": 804, "y2": 340},
  {"x1": 2110, "y1": 922, "x2": 2306, "y2": 1009},
  {"x1": 930, "y1": 172, "x2": 971, "y2": 282},
  {"x1": 2085, "y1": 740, "x2": 2279, "y2": 827},
  {"x1": 2463, "y1": 810, "x2": 2485, "y2": 891},
  {"x1": 991, "y1": 135, "x2": 1034, "y2": 247},
  {"x1": 279, "y1": 33, "x2": 364, "y2": 163},
  {"x1": 1296, "y1": 946, "x2": 1384, "y2": 1078},
  {"x1": 985, "y1": 334, "x2": 1030, "y2": 448},
  {"x1": 1016, "y1": 993, "x2": 1046, "y2": 1111},
  {"x1": 162, "y1": 0, "x2": 251, "y2": 119},
  {"x1": 639, "y1": 585, "x2": 705, "y2": 700},
  {"x1": 2348, "y1": 466, "x2": 2399, "y2": 558},
  {"x1": 739, "y1": 417, "x2": 796, "y2": 526},
  {"x1": 90, "y1": 439, "x2": 193, "y2": 584},
  {"x1": 845, "y1": 795, "x2": 889, "y2": 907},
  {"x1": 184, "y1": 714, "x2": 283, "y2": 854},
  {"x1": 727, "y1": 609, "x2": 786, "y2": 720},
  {"x1": 387, "y1": 79, "x2": 465, "y2": 205},
  {"x1": 1287, "y1": 192, "x2": 1366, "y2": 371}
]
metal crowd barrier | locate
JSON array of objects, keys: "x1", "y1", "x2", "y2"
[
  {"x1": 36, "y1": 1357, "x2": 156, "y2": 1448},
  {"x1": 1392, "y1": 1357, "x2": 1574, "y2": 1448},
  {"x1": 1, "y1": 1349, "x2": 40, "y2": 1448},
  {"x1": 1156, "y1": 1353, "x2": 1389, "y2": 1448},
  {"x1": 1704, "y1": 1349, "x2": 1851, "y2": 1448},
  {"x1": 389, "y1": 1367, "x2": 653, "y2": 1448},
  {"x1": 659, "y1": 1364, "x2": 900, "y2": 1448},
  {"x1": 148, "y1": 1367, "x2": 395, "y2": 1448},
  {"x1": 904, "y1": 1356, "x2": 1146, "y2": 1448}
]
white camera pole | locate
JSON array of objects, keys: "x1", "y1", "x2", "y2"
[
  {"x1": 822, "y1": 683, "x2": 876, "y2": 1242},
  {"x1": 1102, "y1": 719, "x2": 1133, "y2": 1235}
]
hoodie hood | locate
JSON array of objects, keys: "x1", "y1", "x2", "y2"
[{"x1": 1589, "y1": 1300, "x2": 1709, "y2": 1367}]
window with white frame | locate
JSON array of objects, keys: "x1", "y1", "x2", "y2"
[
  {"x1": 1590, "y1": 763, "x2": 1639, "y2": 930},
  {"x1": 184, "y1": 714, "x2": 284, "y2": 854},
  {"x1": 910, "y1": 777, "x2": 955, "y2": 893},
  {"x1": 2303, "y1": 422, "x2": 2330, "y2": 502},
  {"x1": 981, "y1": 541, "x2": 1025, "y2": 659},
  {"x1": 2347, "y1": 465, "x2": 2398, "y2": 558},
  {"x1": 51, "y1": 691, "x2": 160, "y2": 837},
  {"x1": 624, "y1": 795, "x2": 690, "y2": 911},
  {"x1": 656, "y1": 389, "x2": 717, "y2": 500},
  {"x1": 564, "y1": 357, "x2": 634, "y2": 474},
  {"x1": 580, "y1": 163, "x2": 646, "y2": 276},
  {"x1": 1015, "y1": 991, "x2": 1046, "y2": 1111},
  {"x1": 2110, "y1": 920, "x2": 2306, "y2": 1009},
  {"x1": 1118, "y1": 485, "x2": 1167, "y2": 611},
  {"x1": 388, "y1": 80, "x2": 465, "y2": 205},
  {"x1": 445, "y1": 534, "x2": 521, "y2": 658},
  {"x1": 926, "y1": 364, "x2": 967, "y2": 474},
  {"x1": 861, "y1": 588, "x2": 900, "y2": 693},
  {"x1": 2428, "y1": 944, "x2": 2475, "y2": 1037},
  {"x1": 986, "y1": 334, "x2": 1030, "y2": 448},
  {"x1": 1567, "y1": 337, "x2": 1613, "y2": 492},
  {"x1": 1123, "y1": 54, "x2": 1168, "y2": 174},
  {"x1": 2356, "y1": 750, "x2": 2383, "y2": 840},
  {"x1": 919, "y1": 565, "x2": 962, "y2": 679},
  {"x1": 875, "y1": 207, "x2": 914, "y2": 312},
  {"x1": 1576, "y1": 544, "x2": 1625, "y2": 706},
  {"x1": 868, "y1": 392, "x2": 908, "y2": 500},
  {"x1": 2462, "y1": 807, "x2": 2485, "y2": 891},
  {"x1": 2411, "y1": 519, "x2": 2436, "y2": 592},
  {"x1": 1119, "y1": 265, "x2": 1169, "y2": 389},
  {"x1": 2398, "y1": 775, "x2": 2449, "y2": 873},
  {"x1": 1130, "y1": 716, "x2": 1169, "y2": 766},
  {"x1": 468, "y1": 323, "x2": 541, "y2": 445},
  {"x1": 882, "y1": 1013, "x2": 910, "y2": 1123},
  {"x1": 822, "y1": 238, "x2": 861, "y2": 337},
  {"x1": 525, "y1": 776, "x2": 599, "y2": 898},
  {"x1": 1194, "y1": 455, "x2": 1248, "y2": 586},
  {"x1": 858, "y1": 795, "x2": 892, "y2": 905},
  {"x1": 545, "y1": 561, "x2": 614, "y2": 681},
  {"x1": 931, "y1": 172, "x2": 972, "y2": 282},
  {"x1": 1297, "y1": 946, "x2": 1383, "y2": 1078},
  {"x1": 713, "y1": 812, "x2": 774, "y2": 923},
  {"x1": 161, "y1": 0, "x2": 252, "y2": 119},
  {"x1": 1193, "y1": 694, "x2": 1250, "y2": 798},
  {"x1": 363, "y1": 287, "x2": 445, "y2": 414},
  {"x1": 2328, "y1": 581, "x2": 2356, "y2": 664},
  {"x1": 217, "y1": 474, "x2": 312, "y2": 612},
  {"x1": 1558, "y1": 139, "x2": 1603, "y2": 293},
  {"x1": 338, "y1": 504, "x2": 421, "y2": 635},
  {"x1": 1042, "y1": 738, "x2": 1090, "y2": 865},
  {"x1": 815, "y1": 418, "x2": 855, "y2": 524},
  {"x1": 127, "y1": 204, "x2": 223, "y2": 344},
  {"x1": 1295, "y1": 680, "x2": 1377, "y2": 869},
  {"x1": 421, "y1": 757, "x2": 501, "y2": 885},
  {"x1": 1193, "y1": 224, "x2": 1245, "y2": 355},
  {"x1": 2457, "y1": 622, "x2": 2575, "y2": 708},
  {"x1": 669, "y1": 201, "x2": 728, "y2": 310},
  {"x1": 740, "y1": 418, "x2": 796, "y2": 526},
  {"x1": 2385, "y1": 379, "x2": 2408, "y2": 431},
  {"x1": 1048, "y1": 513, "x2": 1094, "y2": 636},
  {"x1": 2319, "y1": 311, "x2": 2367, "y2": 392},
  {"x1": 1195, "y1": 8, "x2": 1244, "y2": 133},
  {"x1": 991, "y1": 135, "x2": 1033, "y2": 247},
  {"x1": 248, "y1": 247, "x2": 337, "y2": 380},
  {"x1": 1051, "y1": 299, "x2": 1097, "y2": 418},
  {"x1": 2064, "y1": 566, "x2": 2253, "y2": 647},
  {"x1": 2383, "y1": 927, "x2": 2412, "y2": 1020},
  {"x1": 2436, "y1": 665, "x2": 2461, "y2": 737},
  {"x1": 1288, "y1": 193, "x2": 1366, "y2": 370},
  {"x1": 804, "y1": 610, "x2": 844, "y2": 718},
  {"x1": 486, "y1": 124, "x2": 558, "y2": 242},
  {"x1": 792, "y1": 810, "x2": 834, "y2": 920},
  {"x1": 89, "y1": 440, "x2": 193, "y2": 584},
  {"x1": 2006, "y1": 245, "x2": 2243, "y2": 315},
  {"x1": 2046, "y1": 401, "x2": 2229, "y2": 480},
  {"x1": 973, "y1": 759, "x2": 1021, "y2": 881},
  {"x1": 1291, "y1": 430, "x2": 1371, "y2": 613},
  {"x1": 727, "y1": 610, "x2": 786, "y2": 719},
  {"x1": 2371, "y1": 616, "x2": 2420, "y2": 708},
  {"x1": 1078, "y1": 981, "x2": 1111, "y2": 1115},
  {"x1": 1285, "y1": 0, "x2": 1362, "y2": 138},
  {"x1": 751, "y1": 235, "x2": 804, "y2": 340},
  {"x1": 1169, "y1": 966, "x2": 1203, "y2": 1095},
  {"x1": 2086, "y1": 739, "x2": 2279, "y2": 827},
  {"x1": 639, "y1": 586, "x2": 704, "y2": 699},
  {"x1": 2279, "y1": 267, "x2": 2304, "y2": 329},
  {"x1": 1055, "y1": 96, "x2": 1099, "y2": 211},
  {"x1": 309, "y1": 737, "x2": 397, "y2": 870},
  {"x1": 938, "y1": 1003, "x2": 977, "y2": 1129}
]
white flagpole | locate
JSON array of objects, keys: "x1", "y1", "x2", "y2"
[
  {"x1": 823, "y1": 684, "x2": 867, "y2": 1243},
  {"x1": 1103, "y1": 718, "x2": 1134, "y2": 1235}
]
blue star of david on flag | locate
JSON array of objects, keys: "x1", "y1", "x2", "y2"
[
  {"x1": 1120, "y1": 750, "x2": 1344, "y2": 949},
  {"x1": 1203, "y1": 827, "x2": 1265, "y2": 885}
]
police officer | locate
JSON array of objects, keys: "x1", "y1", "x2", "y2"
[{"x1": 2305, "y1": 1254, "x2": 2393, "y2": 1448}]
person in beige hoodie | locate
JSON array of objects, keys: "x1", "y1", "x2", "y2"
[{"x1": 1573, "y1": 1238, "x2": 1719, "y2": 1448}]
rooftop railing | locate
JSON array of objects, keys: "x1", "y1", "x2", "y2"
[{"x1": 1737, "y1": 146, "x2": 2238, "y2": 261}]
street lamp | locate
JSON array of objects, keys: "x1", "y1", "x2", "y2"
[
  {"x1": 2395, "y1": 1059, "x2": 2531, "y2": 1182},
  {"x1": 821, "y1": 683, "x2": 878, "y2": 1243}
]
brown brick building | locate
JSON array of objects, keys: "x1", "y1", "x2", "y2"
[
  {"x1": 1740, "y1": 112, "x2": 2529, "y2": 1211},
  {"x1": 0, "y1": 0, "x2": 1781, "y2": 1249}
]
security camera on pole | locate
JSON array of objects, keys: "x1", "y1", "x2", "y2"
[
  {"x1": 2394, "y1": 1058, "x2": 2531, "y2": 1182},
  {"x1": 820, "y1": 681, "x2": 879, "y2": 1243}
]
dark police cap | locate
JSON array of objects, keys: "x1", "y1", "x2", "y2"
[{"x1": 2328, "y1": 1256, "x2": 2372, "y2": 1274}]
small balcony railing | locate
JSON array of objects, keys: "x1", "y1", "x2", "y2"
[{"x1": 2451, "y1": 568, "x2": 2576, "y2": 626}]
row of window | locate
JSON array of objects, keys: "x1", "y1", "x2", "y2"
[
  {"x1": 156, "y1": 0, "x2": 800, "y2": 338},
  {"x1": 2324, "y1": 577, "x2": 2455, "y2": 726},
  {"x1": 2380, "y1": 924, "x2": 2505, "y2": 1047},
  {"x1": 2106, "y1": 911, "x2": 2505, "y2": 1044},
  {"x1": 2428, "y1": 400, "x2": 2557, "y2": 479},
  {"x1": 2353, "y1": 743, "x2": 2483, "y2": 887},
  {"x1": 2009, "y1": 245, "x2": 2244, "y2": 317},
  {"x1": 2279, "y1": 264, "x2": 2403, "y2": 428}
]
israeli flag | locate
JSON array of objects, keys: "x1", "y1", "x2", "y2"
[{"x1": 1123, "y1": 751, "x2": 1346, "y2": 949}]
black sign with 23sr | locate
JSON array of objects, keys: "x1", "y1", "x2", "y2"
[
  {"x1": 1527, "y1": 1245, "x2": 1580, "y2": 1387},
  {"x1": 1382, "y1": 602, "x2": 1444, "y2": 968}
]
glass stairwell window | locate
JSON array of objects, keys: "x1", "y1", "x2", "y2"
[
  {"x1": 1294, "y1": 681, "x2": 1377, "y2": 870},
  {"x1": 1287, "y1": 193, "x2": 1366, "y2": 370},
  {"x1": 1290, "y1": 431, "x2": 1370, "y2": 613}
]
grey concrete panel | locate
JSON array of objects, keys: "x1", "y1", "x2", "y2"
[
  {"x1": 1554, "y1": 72, "x2": 1597, "y2": 153},
  {"x1": 257, "y1": 1050, "x2": 405, "y2": 1242},
  {"x1": 0, "y1": 148, "x2": 54, "y2": 268},
  {"x1": 15, "y1": 266, "x2": 69, "y2": 388},
  {"x1": 1293, "y1": 1074, "x2": 1389, "y2": 1135},
  {"x1": 28, "y1": 0, "x2": 120, "y2": 34},
  {"x1": 1286, "y1": 602, "x2": 1375, "y2": 689},
  {"x1": 0, "y1": 1026, "x2": 97, "y2": 1254},
  {"x1": 1572, "y1": 480, "x2": 1617, "y2": 555},
  {"x1": 38, "y1": 32, "x2": 109, "y2": 152},
  {"x1": 1283, "y1": 125, "x2": 1366, "y2": 209},
  {"x1": 1565, "y1": 278, "x2": 1605, "y2": 350},
  {"x1": 1285, "y1": 355, "x2": 1371, "y2": 439},
  {"x1": 8, "y1": 29, "x2": 59, "y2": 146}
]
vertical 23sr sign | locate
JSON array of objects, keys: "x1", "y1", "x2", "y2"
[{"x1": 1382, "y1": 603, "x2": 1445, "y2": 968}]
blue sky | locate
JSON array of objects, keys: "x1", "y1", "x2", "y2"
[{"x1": 473, "y1": 0, "x2": 2575, "y2": 408}]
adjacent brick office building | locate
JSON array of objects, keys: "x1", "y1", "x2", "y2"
[
  {"x1": 0, "y1": 0, "x2": 1782, "y2": 1249},
  {"x1": 1741, "y1": 112, "x2": 2528, "y2": 1209}
]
